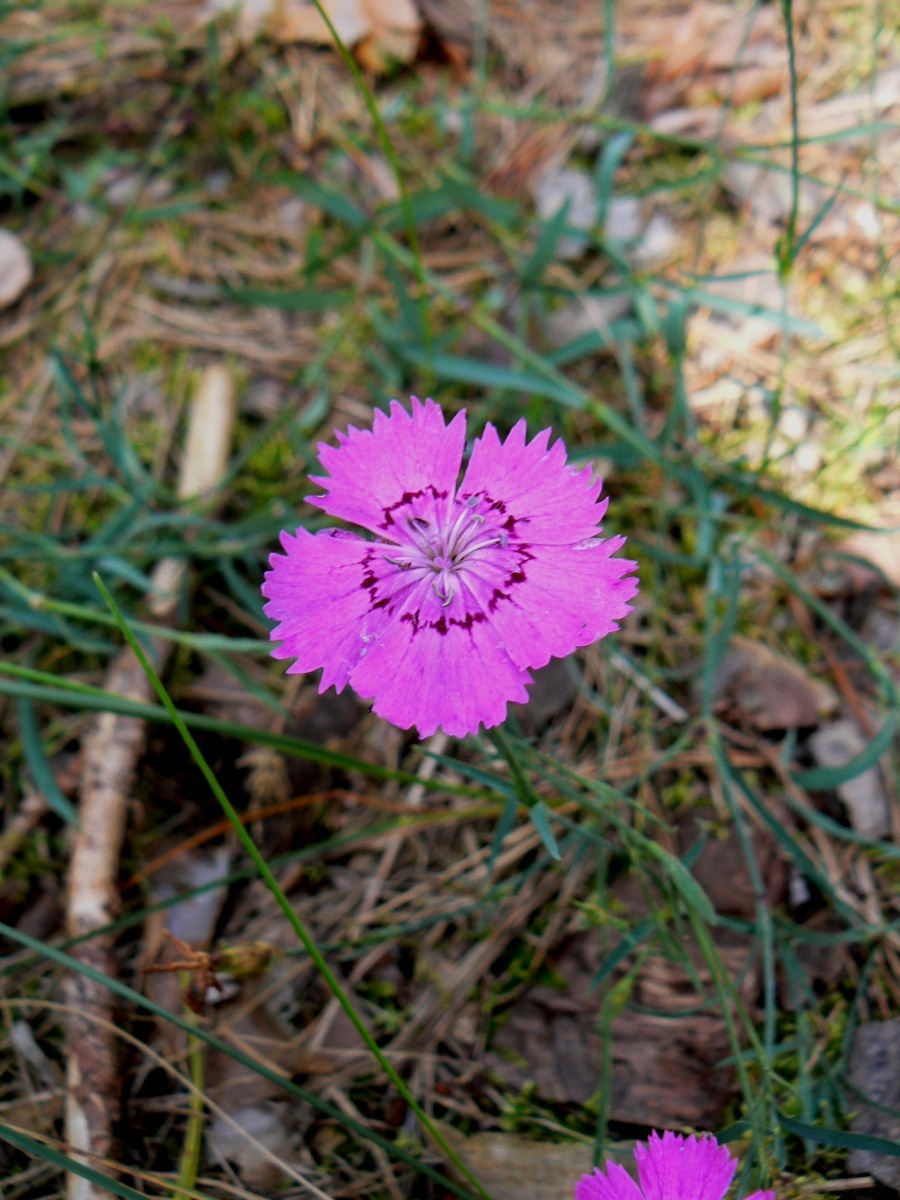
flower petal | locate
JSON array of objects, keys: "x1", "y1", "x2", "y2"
[
  {"x1": 635, "y1": 1132, "x2": 737, "y2": 1200},
  {"x1": 261, "y1": 527, "x2": 393, "y2": 692},
  {"x1": 459, "y1": 419, "x2": 606, "y2": 544},
  {"x1": 463, "y1": 536, "x2": 638, "y2": 671},
  {"x1": 309, "y1": 397, "x2": 467, "y2": 538},
  {"x1": 576, "y1": 1164, "x2": 645, "y2": 1200},
  {"x1": 346, "y1": 576, "x2": 531, "y2": 737}
]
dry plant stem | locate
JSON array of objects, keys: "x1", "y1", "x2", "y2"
[
  {"x1": 325, "y1": 1087, "x2": 404, "y2": 1200},
  {"x1": 2, "y1": 997, "x2": 332, "y2": 1200},
  {"x1": 63, "y1": 365, "x2": 237, "y2": 1200},
  {"x1": 355, "y1": 730, "x2": 449, "y2": 924},
  {"x1": 310, "y1": 733, "x2": 449, "y2": 1052}
]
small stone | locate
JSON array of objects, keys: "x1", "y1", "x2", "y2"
[
  {"x1": 544, "y1": 291, "x2": 633, "y2": 348},
  {"x1": 105, "y1": 171, "x2": 173, "y2": 208},
  {"x1": 105, "y1": 172, "x2": 142, "y2": 207},
  {"x1": 852, "y1": 201, "x2": 881, "y2": 241},
  {"x1": 532, "y1": 168, "x2": 598, "y2": 260},
  {"x1": 276, "y1": 196, "x2": 307, "y2": 230},
  {"x1": 438, "y1": 1123, "x2": 595, "y2": 1200},
  {"x1": 712, "y1": 636, "x2": 837, "y2": 731},
  {"x1": 510, "y1": 656, "x2": 580, "y2": 734},
  {"x1": 604, "y1": 196, "x2": 642, "y2": 242},
  {"x1": 777, "y1": 405, "x2": 809, "y2": 443},
  {"x1": 808, "y1": 719, "x2": 891, "y2": 840},
  {"x1": 839, "y1": 528, "x2": 900, "y2": 589},
  {"x1": 723, "y1": 161, "x2": 825, "y2": 225},
  {"x1": 630, "y1": 210, "x2": 679, "y2": 269},
  {"x1": 847, "y1": 1019, "x2": 900, "y2": 1190},
  {"x1": 0, "y1": 229, "x2": 33, "y2": 309},
  {"x1": 243, "y1": 378, "x2": 284, "y2": 418},
  {"x1": 207, "y1": 1102, "x2": 300, "y2": 1190},
  {"x1": 205, "y1": 169, "x2": 232, "y2": 196}
]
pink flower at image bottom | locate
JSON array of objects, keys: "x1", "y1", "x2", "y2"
[
  {"x1": 577, "y1": 1132, "x2": 775, "y2": 1200},
  {"x1": 262, "y1": 397, "x2": 638, "y2": 737}
]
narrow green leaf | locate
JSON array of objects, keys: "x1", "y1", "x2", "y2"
[
  {"x1": 793, "y1": 183, "x2": 842, "y2": 256},
  {"x1": 0, "y1": 1120, "x2": 150, "y2": 1200},
  {"x1": 403, "y1": 348, "x2": 582, "y2": 404},
  {"x1": 277, "y1": 172, "x2": 369, "y2": 229},
  {"x1": 778, "y1": 1112, "x2": 900, "y2": 1157},
  {"x1": 16, "y1": 698, "x2": 80, "y2": 827},
  {"x1": 589, "y1": 916, "x2": 657, "y2": 990},
  {"x1": 442, "y1": 175, "x2": 520, "y2": 226},
  {"x1": 669, "y1": 282, "x2": 827, "y2": 339},
  {"x1": 640, "y1": 837, "x2": 717, "y2": 924},
  {"x1": 529, "y1": 800, "x2": 561, "y2": 861},
  {"x1": 547, "y1": 318, "x2": 642, "y2": 366},
  {"x1": 128, "y1": 199, "x2": 203, "y2": 223},
  {"x1": 714, "y1": 466, "x2": 892, "y2": 531},
  {"x1": 381, "y1": 183, "x2": 460, "y2": 229},
  {"x1": 595, "y1": 134, "x2": 634, "y2": 224},
  {"x1": 521, "y1": 199, "x2": 573, "y2": 287},
  {"x1": 0, "y1": 662, "x2": 484, "y2": 791},
  {"x1": 716, "y1": 1120, "x2": 752, "y2": 1144},
  {"x1": 488, "y1": 793, "x2": 519, "y2": 875}
]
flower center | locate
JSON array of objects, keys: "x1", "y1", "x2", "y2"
[{"x1": 387, "y1": 497, "x2": 508, "y2": 607}]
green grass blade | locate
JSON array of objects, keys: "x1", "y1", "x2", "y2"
[
  {"x1": 0, "y1": 662, "x2": 494, "y2": 795},
  {"x1": 92, "y1": 573, "x2": 493, "y2": 1200},
  {"x1": 778, "y1": 1113, "x2": 900, "y2": 1157},
  {"x1": 15, "y1": 697, "x2": 81, "y2": 827},
  {"x1": 0, "y1": 1119, "x2": 154, "y2": 1200},
  {"x1": 0, "y1": 921, "x2": 481, "y2": 1200}
]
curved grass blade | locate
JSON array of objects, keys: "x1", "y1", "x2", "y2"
[
  {"x1": 93, "y1": 573, "x2": 493, "y2": 1200},
  {"x1": 0, "y1": 1119, "x2": 152, "y2": 1200},
  {"x1": 0, "y1": 920, "x2": 482, "y2": 1200}
]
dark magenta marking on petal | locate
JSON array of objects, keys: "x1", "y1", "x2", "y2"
[
  {"x1": 359, "y1": 546, "x2": 400, "y2": 616},
  {"x1": 482, "y1": 546, "x2": 533, "y2": 612},
  {"x1": 379, "y1": 485, "x2": 448, "y2": 531},
  {"x1": 400, "y1": 609, "x2": 486, "y2": 638}
]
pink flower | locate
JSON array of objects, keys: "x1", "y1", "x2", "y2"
[
  {"x1": 262, "y1": 397, "x2": 637, "y2": 738},
  {"x1": 576, "y1": 1132, "x2": 775, "y2": 1200}
]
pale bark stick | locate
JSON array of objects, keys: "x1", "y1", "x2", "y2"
[{"x1": 64, "y1": 365, "x2": 237, "y2": 1200}]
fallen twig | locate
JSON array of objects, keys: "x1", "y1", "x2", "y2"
[{"x1": 63, "y1": 364, "x2": 237, "y2": 1200}]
